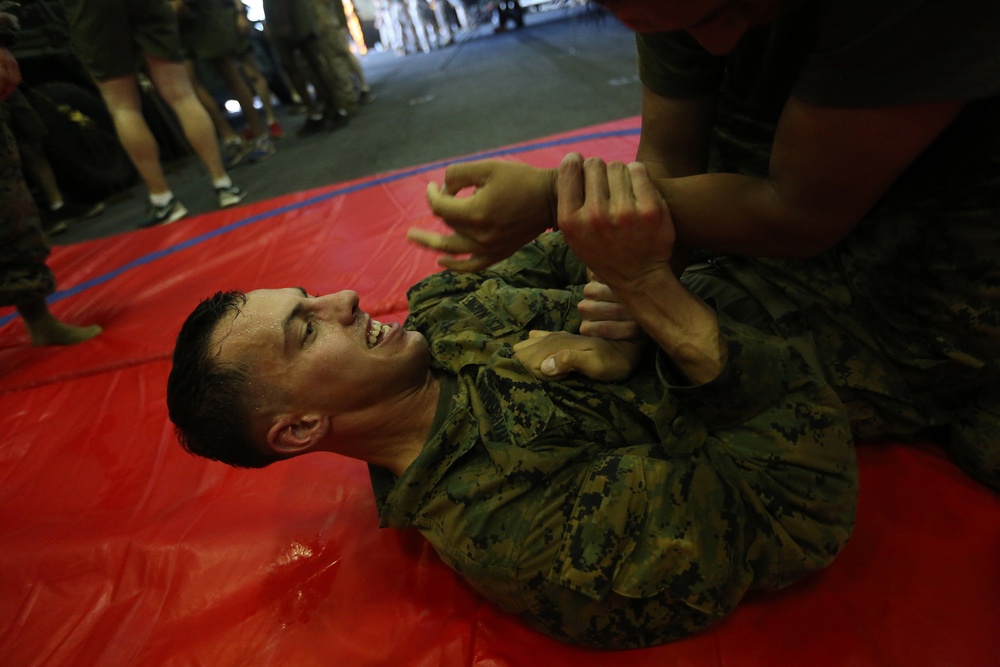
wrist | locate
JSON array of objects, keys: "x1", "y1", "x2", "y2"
[
  {"x1": 616, "y1": 268, "x2": 724, "y2": 384},
  {"x1": 544, "y1": 167, "x2": 558, "y2": 230}
]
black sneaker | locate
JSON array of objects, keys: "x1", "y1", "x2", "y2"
[
  {"x1": 41, "y1": 200, "x2": 105, "y2": 234},
  {"x1": 324, "y1": 109, "x2": 350, "y2": 131},
  {"x1": 216, "y1": 184, "x2": 247, "y2": 208},
  {"x1": 52, "y1": 200, "x2": 105, "y2": 220},
  {"x1": 141, "y1": 198, "x2": 188, "y2": 228},
  {"x1": 297, "y1": 116, "x2": 327, "y2": 137}
]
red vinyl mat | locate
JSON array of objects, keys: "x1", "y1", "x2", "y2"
[{"x1": 1, "y1": 118, "x2": 998, "y2": 667}]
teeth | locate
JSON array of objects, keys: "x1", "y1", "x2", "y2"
[{"x1": 367, "y1": 320, "x2": 393, "y2": 348}]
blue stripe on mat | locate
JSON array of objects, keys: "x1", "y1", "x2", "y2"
[{"x1": 2, "y1": 127, "x2": 639, "y2": 327}]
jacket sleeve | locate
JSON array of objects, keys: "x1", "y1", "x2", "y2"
[{"x1": 406, "y1": 231, "x2": 587, "y2": 333}]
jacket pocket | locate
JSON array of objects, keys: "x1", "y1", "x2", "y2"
[{"x1": 547, "y1": 453, "x2": 738, "y2": 616}]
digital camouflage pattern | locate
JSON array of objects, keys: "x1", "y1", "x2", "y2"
[
  {"x1": 0, "y1": 123, "x2": 53, "y2": 309},
  {"x1": 369, "y1": 233, "x2": 857, "y2": 649},
  {"x1": 742, "y1": 101, "x2": 1000, "y2": 491},
  {"x1": 638, "y1": 2, "x2": 1000, "y2": 491},
  {"x1": 1, "y1": 8, "x2": 55, "y2": 309},
  {"x1": 715, "y1": 101, "x2": 1000, "y2": 493}
]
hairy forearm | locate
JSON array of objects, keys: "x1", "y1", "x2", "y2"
[{"x1": 613, "y1": 268, "x2": 724, "y2": 385}]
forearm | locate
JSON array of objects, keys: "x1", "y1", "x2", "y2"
[
  {"x1": 647, "y1": 97, "x2": 962, "y2": 261},
  {"x1": 613, "y1": 267, "x2": 724, "y2": 386},
  {"x1": 659, "y1": 171, "x2": 840, "y2": 261},
  {"x1": 635, "y1": 88, "x2": 825, "y2": 259}
]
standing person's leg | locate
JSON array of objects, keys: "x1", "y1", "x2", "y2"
[
  {"x1": 237, "y1": 51, "x2": 282, "y2": 136},
  {"x1": 391, "y1": 0, "x2": 417, "y2": 54},
  {"x1": 379, "y1": 0, "x2": 404, "y2": 54},
  {"x1": 340, "y1": 27, "x2": 373, "y2": 103},
  {"x1": 145, "y1": 56, "x2": 226, "y2": 180},
  {"x1": 65, "y1": 0, "x2": 193, "y2": 224},
  {"x1": 405, "y1": 0, "x2": 432, "y2": 52},
  {"x1": 93, "y1": 73, "x2": 189, "y2": 225},
  {"x1": 146, "y1": 56, "x2": 247, "y2": 209},
  {"x1": 1, "y1": 120, "x2": 100, "y2": 346},
  {"x1": 213, "y1": 57, "x2": 266, "y2": 139},
  {"x1": 312, "y1": 4, "x2": 359, "y2": 115},
  {"x1": 4, "y1": 88, "x2": 104, "y2": 233},
  {"x1": 15, "y1": 137, "x2": 104, "y2": 234},
  {"x1": 93, "y1": 75, "x2": 173, "y2": 197},
  {"x1": 272, "y1": 43, "x2": 326, "y2": 136},
  {"x1": 178, "y1": 2, "x2": 270, "y2": 152},
  {"x1": 231, "y1": 6, "x2": 282, "y2": 137},
  {"x1": 430, "y1": 0, "x2": 453, "y2": 46},
  {"x1": 297, "y1": 39, "x2": 348, "y2": 128},
  {"x1": 185, "y1": 60, "x2": 252, "y2": 169},
  {"x1": 186, "y1": 60, "x2": 241, "y2": 145},
  {"x1": 447, "y1": 0, "x2": 470, "y2": 30}
]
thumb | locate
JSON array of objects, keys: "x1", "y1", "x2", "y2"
[
  {"x1": 541, "y1": 356, "x2": 560, "y2": 376},
  {"x1": 541, "y1": 349, "x2": 579, "y2": 377}
]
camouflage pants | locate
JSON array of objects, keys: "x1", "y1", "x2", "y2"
[
  {"x1": 311, "y1": 0, "x2": 359, "y2": 109},
  {"x1": 0, "y1": 118, "x2": 54, "y2": 309},
  {"x1": 712, "y1": 99, "x2": 1000, "y2": 494}
]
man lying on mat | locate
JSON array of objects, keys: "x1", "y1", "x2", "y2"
[{"x1": 166, "y1": 162, "x2": 857, "y2": 649}]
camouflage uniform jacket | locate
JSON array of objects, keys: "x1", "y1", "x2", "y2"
[
  {"x1": 637, "y1": 0, "x2": 1000, "y2": 489},
  {"x1": 369, "y1": 233, "x2": 857, "y2": 649}
]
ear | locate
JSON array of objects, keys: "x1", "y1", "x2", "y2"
[{"x1": 266, "y1": 413, "x2": 331, "y2": 457}]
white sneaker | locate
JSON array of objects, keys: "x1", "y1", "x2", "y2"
[
  {"x1": 216, "y1": 184, "x2": 247, "y2": 208},
  {"x1": 142, "y1": 198, "x2": 188, "y2": 227}
]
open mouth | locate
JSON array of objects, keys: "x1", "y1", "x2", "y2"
[{"x1": 367, "y1": 318, "x2": 391, "y2": 348}]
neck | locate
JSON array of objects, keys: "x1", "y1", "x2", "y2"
[{"x1": 329, "y1": 372, "x2": 442, "y2": 477}]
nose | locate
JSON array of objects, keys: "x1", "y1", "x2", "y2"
[{"x1": 316, "y1": 290, "x2": 359, "y2": 324}]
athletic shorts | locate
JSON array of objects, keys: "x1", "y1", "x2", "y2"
[
  {"x1": 62, "y1": 0, "x2": 185, "y2": 81},
  {"x1": 178, "y1": 5, "x2": 242, "y2": 62},
  {"x1": 262, "y1": 0, "x2": 316, "y2": 48}
]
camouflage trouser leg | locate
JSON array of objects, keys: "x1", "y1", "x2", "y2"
[
  {"x1": 0, "y1": 119, "x2": 54, "y2": 309},
  {"x1": 950, "y1": 387, "x2": 1000, "y2": 493},
  {"x1": 316, "y1": 23, "x2": 359, "y2": 110}
]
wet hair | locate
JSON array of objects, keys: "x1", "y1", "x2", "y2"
[{"x1": 166, "y1": 290, "x2": 278, "y2": 469}]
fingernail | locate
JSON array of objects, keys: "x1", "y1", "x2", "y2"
[{"x1": 541, "y1": 358, "x2": 557, "y2": 375}]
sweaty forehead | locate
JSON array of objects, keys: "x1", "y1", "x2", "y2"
[{"x1": 209, "y1": 288, "x2": 293, "y2": 364}]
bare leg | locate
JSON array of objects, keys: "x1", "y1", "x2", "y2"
[
  {"x1": 239, "y1": 52, "x2": 278, "y2": 125},
  {"x1": 448, "y1": 0, "x2": 470, "y2": 30},
  {"x1": 17, "y1": 297, "x2": 101, "y2": 346},
  {"x1": 145, "y1": 55, "x2": 228, "y2": 181},
  {"x1": 213, "y1": 56, "x2": 265, "y2": 138},
  {"x1": 187, "y1": 60, "x2": 241, "y2": 143},
  {"x1": 94, "y1": 74, "x2": 171, "y2": 195},
  {"x1": 17, "y1": 140, "x2": 64, "y2": 207},
  {"x1": 275, "y1": 45, "x2": 323, "y2": 117}
]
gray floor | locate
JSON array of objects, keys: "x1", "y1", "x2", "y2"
[{"x1": 54, "y1": 6, "x2": 641, "y2": 246}]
